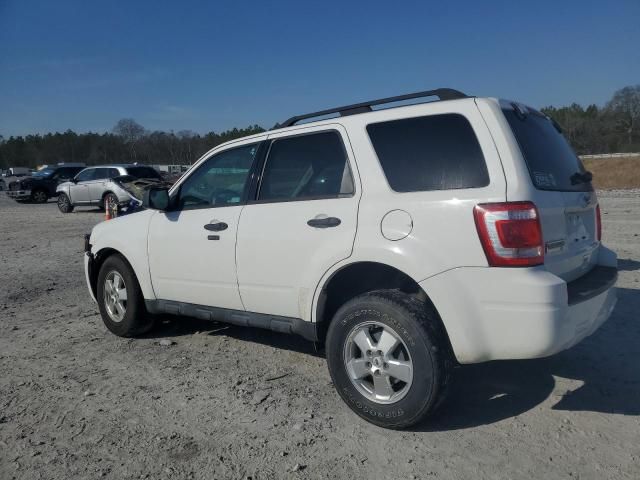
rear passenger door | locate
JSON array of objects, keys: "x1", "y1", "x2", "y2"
[{"x1": 235, "y1": 125, "x2": 360, "y2": 320}]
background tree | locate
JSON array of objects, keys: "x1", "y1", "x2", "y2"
[
  {"x1": 112, "y1": 119, "x2": 146, "y2": 161},
  {"x1": 2, "y1": 85, "x2": 640, "y2": 171},
  {"x1": 606, "y1": 85, "x2": 640, "y2": 147}
]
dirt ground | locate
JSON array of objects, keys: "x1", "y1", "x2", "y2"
[{"x1": 1, "y1": 191, "x2": 639, "y2": 480}]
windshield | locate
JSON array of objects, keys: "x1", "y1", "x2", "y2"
[
  {"x1": 126, "y1": 166, "x2": 161, "y2": 179},
  {"x1": 32, "y1": 168, "x2": 55, "y2": 177},
  {"x1": 502, "y1": 106, "x2": 592, "y2": 192}
]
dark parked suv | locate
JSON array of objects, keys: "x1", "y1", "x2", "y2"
[{"x1": 7, "y1": 164, "x2": 85, "y2": 203}]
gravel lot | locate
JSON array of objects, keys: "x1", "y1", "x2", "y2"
[{"x1": 1, "y1": 191, "x2": 639, "y2": 480}]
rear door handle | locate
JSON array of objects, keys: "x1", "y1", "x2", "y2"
[
  {"x1": 204, "y1": 222, "x2": 228, "y2": 232},
  {"x1": 307, "y1": 216, "x2": 341, "y2": 228}
]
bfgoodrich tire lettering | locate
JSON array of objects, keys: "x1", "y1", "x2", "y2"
[
  {"x1": 97, "y1": 254, "x2": 154, "y2": 337},
  {"x1": 326, "y1": 289, "x2": 451, "y2": 429}
]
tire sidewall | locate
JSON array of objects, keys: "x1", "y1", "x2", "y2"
[{"x1": 326, "y1": 295, "x2": 439, "y2": 428}]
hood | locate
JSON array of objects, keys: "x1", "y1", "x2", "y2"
[{"x1": 56, "y1": 180, "x2": 75, "y2": 191}]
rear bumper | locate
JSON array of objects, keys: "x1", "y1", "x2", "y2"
[
  {"x1": 6, "y1": 189, "x2": 31, "y2": 199},
  {"x1": 420, "y1": 250, "x2": 618, "y2": 364}
]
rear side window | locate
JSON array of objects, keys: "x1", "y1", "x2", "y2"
[
  {"x1": 258, "y1": 131, "x2": 354, "y2": 201},
  {"x1": 367, "y1": 114, "x2": 489, "y2": 192},
  {"x1": 126, "y1": 166, "x2": 161, "y2": 179},
  {"x1": 502, "y1": 107, "x2": 591, "y2": 192}
]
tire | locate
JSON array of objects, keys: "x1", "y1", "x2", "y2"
[
  {"x1": 97, "y1": 254, "x2": 154, "y2": 337},
  {"x1": 326, "y1": 289, "x2": 451, "y2": 429},
  {"x1": 57, "y1": 193, "x2": 74, "y2": 213},
  {"x1": 102, "y1": 193, "x2": 119, "y2": 213},
  {"x1": 31, "y1": 189, "x2": 48, "y2": 203}
]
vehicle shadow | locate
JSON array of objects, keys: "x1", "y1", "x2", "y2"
[
  {"x1": 415, "y1": 286, "x2": 640, "y2": 431},
  {"x1": 617, "y1": 258, "x2": 640, "y2": 272},
  {"x1": 144, "y1": 287, "x2": 639, "y2": 430},
  {"x1": 142, "y1": 315, "x2": 321, "y2": 357}
]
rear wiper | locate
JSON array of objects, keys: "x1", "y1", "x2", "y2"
[{"x1": 570, "y1": 171, "x2": 593, "y2": 185}]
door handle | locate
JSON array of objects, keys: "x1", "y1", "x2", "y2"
[
  {"x1": 307, "y1": 216, "x2": 341, "y2": 228},
  {"x1": 204, "y1": 222, "x2": 228, "y2": 232}
]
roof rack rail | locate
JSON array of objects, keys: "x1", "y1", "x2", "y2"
[{"x1": 279, "y1": 88, "x2": 469, "y2": 128}]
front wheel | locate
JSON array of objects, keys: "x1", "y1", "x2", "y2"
[
  {"x1": 97, "y1": 254, "x2": 154, "y2": 337},
  {"x1": 57, "y1": 193, "x2": 74, "y2": 213},
  {"x1": 326, "y1": 290, "x2": 451, "y2": 429},
  {"x1": 31, "y1": 189, "x2": 48, "y2": 203}
]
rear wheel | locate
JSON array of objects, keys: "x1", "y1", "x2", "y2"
[
  {"x1": 57, "y1": 193, "x2": 74, "y2": 213},
  {"x1": 102, "y1": 193, "x2": 119, "y2": 214},
  {"x1": 97, "y1": 254, "x2": 154, "y2": 337},
  {"x1": 326, "y1": 289, "x2": 451, "y2": 429},
  {"x1": 31, "y1": 189, "x2": 48, "y2": 203}
]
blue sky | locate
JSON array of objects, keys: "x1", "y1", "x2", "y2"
[{"x1": 1, "y1": 0, "x2": 638, "y2": 136}]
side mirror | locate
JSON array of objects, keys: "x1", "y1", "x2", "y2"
[{"x1": 143, "y1": 186, "x2": 170, "y2": 211}]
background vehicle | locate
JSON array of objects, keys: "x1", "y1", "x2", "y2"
[
  {"x1": 56, "y1": 164, "x2": 161, "y2": 213},
  {"x1": 83, "y1": 89, "x2": 617, "y2": 429},
  {"x1": 6, "y1": 167, "x2": 30, "y2": 176},
  {"x1": 6, "y1": 163, "x2": 85, "y2": 203}
]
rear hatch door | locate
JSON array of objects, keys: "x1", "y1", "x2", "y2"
[{"x1": 501, "y1": 102, "x2": 599, "y2": 282}]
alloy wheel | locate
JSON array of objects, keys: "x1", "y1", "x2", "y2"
[
  {"x1": 103, "y1": 271, "x2": 128, "y2": 323},
  {"x1": 343, "y1": 321, "x2": 414, "y2": 404}
]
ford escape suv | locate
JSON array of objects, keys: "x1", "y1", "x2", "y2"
[{"x1": 83, "y1": 88, "x2": 617, "y2": 428}]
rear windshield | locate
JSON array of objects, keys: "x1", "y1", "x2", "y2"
[
  {"x1": 502, "y1": 107, "x2": 592, "y2": 192},
  {"x1": 125, "y1": 166, "x2": 161, "y2": 179}
]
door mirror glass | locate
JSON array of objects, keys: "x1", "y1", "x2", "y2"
[{"x1": 143, "y1": 186, "x2": 170, "y2": 211}]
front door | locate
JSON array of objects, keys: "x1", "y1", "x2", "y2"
[
  {"x1": 70, "y1": 168, "x2": 95, "y2": 204},
  {"x1": 236, "y1": 126, "x2": 360, "y2": 320},
  {"x1": 148, "y1": 140, "x2": 263, "y2": 310}
]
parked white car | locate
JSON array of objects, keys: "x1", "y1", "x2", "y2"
[
  {"x1": 56, "y1": 164, "x2": 161, "y2": 213},
  {"x1": 83, "y1": 88, "x2": 617, "y2": 428}
]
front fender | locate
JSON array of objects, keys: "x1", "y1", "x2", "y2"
[{"x1": 89, "y1": 209, "x2": 156, "y2": 299}]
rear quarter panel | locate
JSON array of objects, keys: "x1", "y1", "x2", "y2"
[{"x1": 310, "y1": 99, "x2": 508, "y2": 321}]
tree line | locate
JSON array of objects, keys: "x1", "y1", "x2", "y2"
[
  {"x1": 0, "y1": 122, "x2": 265, "y2": 170},
  {"x1": 1, "y1": 85, "x2": 638, "y2": 170}
]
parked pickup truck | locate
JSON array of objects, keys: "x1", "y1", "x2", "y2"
[{"x1": 6, "y1": 164, "x2": 86, "y2": 203}]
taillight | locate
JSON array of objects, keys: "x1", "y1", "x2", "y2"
[
  {"x1": 473, "y1": 201, "x2": 544, "y2": 267},
  {"x1": 596, "y1": 204, "x2": 602, "y2": 241}
]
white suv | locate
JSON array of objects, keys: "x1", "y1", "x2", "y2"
[
  {"x1": 57, "y1": 164, "x2": 161, "y2": 213},
  {"x1": 83, "y1": 89, "x2": 617, "y2": 428}
]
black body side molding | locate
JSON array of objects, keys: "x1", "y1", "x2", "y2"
[{"x1": 145, "y1": 299, "x2": 318, "y2": 341}]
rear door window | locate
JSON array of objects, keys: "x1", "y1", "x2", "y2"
[
  {"x1": 258, "y1": 131, "x2": 353, "y2": 201},
  {"x1": 93, "y1": 168, "x2": 111, "y2": 180},
  {"x1": 502, "y1": 106, "x2": 592, "y2": 192},
  {"x1": 367, "y1": 114, "x2": 489, "y2": 192}
]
